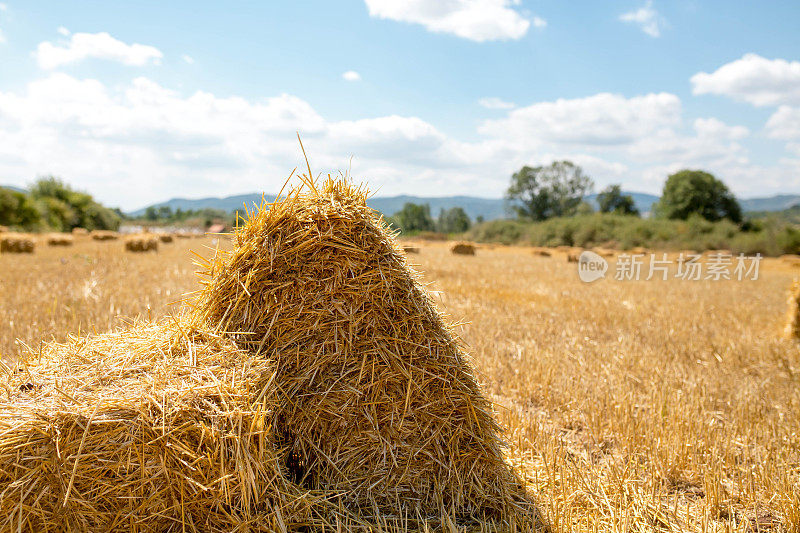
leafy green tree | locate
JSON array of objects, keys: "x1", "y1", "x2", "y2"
[
  {"x1": 506, "y1": 161, "x2": 593, "y2": 221},
  {"x1": 393, "y1": 203, "x2": 435, "y2": 232},
  {"x1": 437, "y1": 207, "x2": 471, "y2": 233},
  {"x1": 654, "y1": 170, "x2": 742, "y2": 223},
  {"x1": 0, "y1": 187, "x2": 41, "y2": 229},
  {"x1": 597, "y1": 184, "x2": 640, "y2": 216},
  {"x1": 29, "y1": 176, "x2": 120, "y2": 230}
]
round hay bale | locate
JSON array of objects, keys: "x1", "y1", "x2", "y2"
[
  {"x1": 567, "y1": 251, "x2": 581, "y2": 262},
  {"x1": 0, "y1": 234, "x2": 35, "y2": 253},
  {"x1": 531, "y1": 247, "x2": 551, "y2": 257},
  {"x1": 158, "y1": 233, "x2": 174, "y2": 243},
  {"x1": 450, "y1": 241, "x2": 476, "y2": 255},
  {"x1": 90, "y1": 230, "x2": 118, "y2": 241},
  {"x1": 175, "y1": 232, "x2": 192, "y2": 239},
  {"x1": 46, "y1": 233, "x2": 74, "y2": 247},
  {"x1": 71, "y1": 227, "x2": 89, "y2": 236},
  {"x1": 402, "y1": 246, "x2": 420, "y2": 254},
  {"x1": 124, "y1": 235, "x2": 158, "y2": 252}
]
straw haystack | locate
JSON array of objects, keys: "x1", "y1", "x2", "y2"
[
  {"x1": 46, "y1": 233, "x2": 74, "y2": 246},
  {"x1": 124, "y1": 234, "x2": 158, "y2": 252},
  {"x1": 785, "y1": 280, "x2": 800, "y2": 340},
  {"x1": 0, "y1": 320, "x2": 318, "y2": 531},
  {"x1": 450, "y1": 241, "x2": 476, "y2": 255},
  {"x1": 566, "y1": 251, "x2": 580, "y2": 263},
  {"x1": 531, "y1": 247, "x2": 551, "y2": 257},
  {"x1": 71, "y1": 227, "x2": 89, "y2": 236},
  {"x1": 0, "y1": 233, "x2": 35, "y2": 253},
  {"x1": 90, "y1": 230, "x2": 118, "y2": 241},
  {"x1": 194, "y1": 177, "x2": 537, "y2": 528},
  {"x1": 158, "y1": 233, "x2": 174, "y2": 243},
  {"x1": 0, "y1": 175, "x2": 540, "y2": 531}
]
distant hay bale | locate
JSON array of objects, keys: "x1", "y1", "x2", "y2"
[
  {"x1": 158, "y1": 233, "x2": 174, "y2": 243},
  {"x1": 0, "y1": 175, "x2": 541, "y2": 531},
  {"x1": 176, "y1": 232, "x2": 192, "y2": 239},
  {"x1": 71, "y1": 227, "x2": 89, "y2": 236},
  {"x1": 531, "y1": 247, "x2": 551, "y2": 257},
  {"x1": 567, "y1": 251, "x2": 581, "y2": 262},
  {"x1": 450, "y1": 241, "x2": 476, "y2": 255},
  {"x1": 90, "y1": 230, "x2": 118, "y2": 241},
  {"x1": 0, "y1": 234, "x2": 35, "y2": 254},
  {"x1": 402, "y1": 245, "x2": 420, "y2": 254},
  {"x1": 124, "y1": 234, "x2": 158, "y2": 252},
  {"x1": 785, "y1": 281, "x2": 800, "y2": 340},
  {"x1": 46, "y1": 233, "x2": 74, "y2": 246}
]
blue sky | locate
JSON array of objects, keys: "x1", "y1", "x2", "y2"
[{"x1": 0, "y1": 1, "x2": 799, "y2": 210}]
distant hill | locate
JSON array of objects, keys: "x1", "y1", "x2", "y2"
[
  {"x1": 740, "y1": 195, "x2": 800, "y2": 212},
  {"x1": 132, "y1": 194, "x2": 511, "y2": 221},
  {"x1": 129, "y1": 190, "x2": 800, "y2": 221},
  {"x1": 0, "y1": 185, "x2": 27, "y2": 194}
]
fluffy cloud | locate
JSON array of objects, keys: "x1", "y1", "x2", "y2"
[
  {"x1": 478, "y1": 97, "x2": 515, "y2": 110},
  {"x1": 342, "y1": 70, "x2": 361, "y2": 82},
  {"x1": 479, "y1": 92, "x2": 682, "y2": 147},
  {"x1": 0, "y1": 72, "x2": 793, "y2": 209},
  {"x1": 36, "y1": 32, "x2": 163, "y2": 69},
  {"x1": 182, "y1": 54, "x2": 194, "y2": 64},
  {"x1": 766, "y1": 106, "x2": 800, "y2": 140},
  {"x1": 691, "y1": 54, "x2": 800, "y2": 107},
  {"x1": 619, "y1": 1, "x2": 664, "y2": 38},
  {"x1": 363, "y1": 0, "x2": 532, "y2": 42}
]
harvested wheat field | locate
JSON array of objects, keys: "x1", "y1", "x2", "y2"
[{"x1": 0, "y1": 181, "x2": 799, "y2": 532}]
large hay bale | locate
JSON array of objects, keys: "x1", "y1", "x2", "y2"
[
  {"x1": 71, "y1": 227, "x2": 89, "y2": 236},
  {"x1": 158, "y1": 233, "x2": 174, "y2": 243},
  {"x1": 531, "y1": 247, "x2": 551, "y2": 257},
  {"x1": 46, "y1": 233, "x2": 74, "y2": 246},
  {"x1": 0, "y1": 320, "x2": 313, "y2": 531},
  {"x1": 450, "y1": 241, "x2": 476, "y2": 255},
  {"x1": 0, "y1": 176, "x2": 540, "y2": 531},
  {"x1": 194, "y1": 177, "x2": 536, "y2": 527},
  {"x1": 90, "y1": 230, "x2": 118, "y2": 241},
  {"x1": 0, "y1": 233, "x2": 35, "y2": 253},
  {"x1": 785, "y1": 280, "x2": 800, "y2": 340},
  {"x1": 124, "y1": 234, "x2": 158, "y2": 252}
]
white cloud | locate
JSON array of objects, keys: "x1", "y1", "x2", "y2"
[
  {"x1": 0, "y1": 3, "x2": 6, "y2": 11},
  {"x1": 619, "y1": 1, "x2": 664, "y2": 37},
  {"x1": 478, "y1": 97, "x2": 515, "y2": 110},
  {"x1": 766, "y1": 106, "x2": 800, "y2": 140},
  {"x1": 531, "y1": 16, "x2": 547, "y2": 29},
  {"x1": 479, "y1": 92, "x2": 682, "y2": 147},
  {"x1": 342, "y1": 70, "x2": 361, "y2": 82},
  {"x1": 0, "y1": 73, "x2": 796, "y2": 208},
  {"x1": 693, "y1": 117, "x2": 749, "y2": 140},
  {"x1": 35, "y1": 32, "x2": 163, "y2": 69},
  {"x1": 691, "y1": 54, "x2": 800, "y2": 107},
  {"x1": 364, "y1": 0, "x2": 531, "y2": 42},
  {"x1": 182, "y1": 54, "x2": 194, "y2": 64},
  {"x1": 57, "y1": 26, "x2": 70, "y2": 37}
]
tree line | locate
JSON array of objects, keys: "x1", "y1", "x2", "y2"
[{"x1": 0, "y1": 177, "x2": 121, "y2": 232}]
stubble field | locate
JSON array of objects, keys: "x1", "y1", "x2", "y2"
[{"x1": 0, "y1": 236, "x2": 798, "y2": 532}]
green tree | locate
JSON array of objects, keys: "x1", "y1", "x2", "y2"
[
  {"x1": 654, "y1": 170, "x2": 742, "y2": 223},
  {"x1": 29, "y1": 176, "x2": 121, "y2": 231},
  {"x1": 506, "y1": 161, "x2": 593, "y2": 221},
  {"x1": 0, "y1": 187, "x2": 41, "y2": 229},
  {"x1": 393, "y1": 203, "x2": 435, "y2": 232},
  {"x1": 437, "y1": 207, "x2": 471, "y2": 233},
  {"x1": 597, "y1": 184, "x2": 640, "y2": 216}
]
